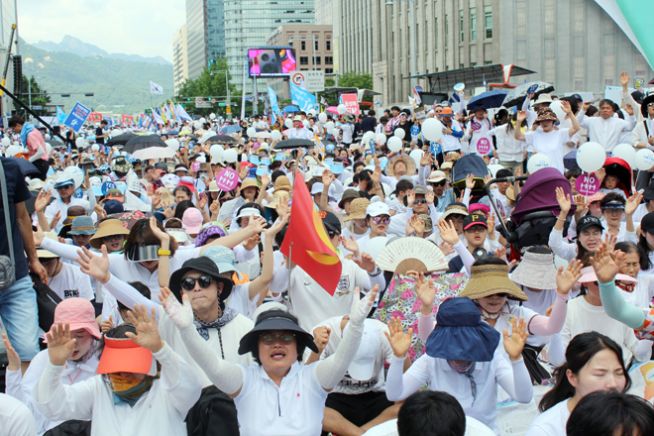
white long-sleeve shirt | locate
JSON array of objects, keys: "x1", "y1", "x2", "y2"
[
  {"x1": 35, "y1": 344, "x2": 201, "y2": 436},
  {"x1": 580, "y1": 115, "x2": 635, "y2": 151},
  {"x1": 385, "y1": 349, "x2": 532, "y2": 430}
]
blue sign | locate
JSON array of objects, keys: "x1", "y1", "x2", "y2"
[
  {"x1": 410, "y1": 125, "x2": 420, "y2": 139},
  {"x1": 63, "y1": 102, "x2": 91, "y2": 132},
  {"x1": 101, "y1": 181, "x2": 116, "y2": 195},
  {"x1": 290, "y1": 82, "x2": 318, "y2": 112}
]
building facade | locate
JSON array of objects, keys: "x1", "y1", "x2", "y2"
[
  {"x1": 267, "y1": 24, "x2": 333, "y2": 74},
  {"x1": 223, "y1": 0, "x2": 315, "y2": 91},
  {"x1": 206, "y1": 0, "x2": 226, "y2": 64},
  {"x1": 185, "y1": 0, "x2": 207, "y2": 80},
  {"x1": 173, "y1": 25, "x2": 190, "y2": 95},
  {"x1": 331, "y1": 0, "x2": 653, "y2": 106}
]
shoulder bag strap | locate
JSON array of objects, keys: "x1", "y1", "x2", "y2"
[{"x1": 0, "y1": 160, "x2": 15, "y2": 263}]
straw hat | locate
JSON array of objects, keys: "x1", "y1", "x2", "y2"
[
  {"x1": 460, "y1": 263, "x2": 527, "y2": 301},
  {"x1": 240, "y1": 178, "x2": 260, "y2": 192},
  {"x1": 273, "y1": 175, "x2": 291, "y2": 193},
  {"x1": 386, "y1": 154, "x2": 416, "y2": 177},
  {"x1": 344, "y1": 198, "x2": 370, "y2": 222},
  {"x1": 510, "y1": 250, "x2": 557, "y2": 290},
  {"x1": 534, "y1": 108, "x2": 558, "y2": 124},
  {"x1": 89, "y1": 219, "x2": 129, "y2": 249}
]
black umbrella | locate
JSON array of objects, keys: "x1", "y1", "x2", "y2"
[
  {"x1": 274, "y1": 139, "x2": 314, "y2": 150},
  {"x1": 564, "y1": 151, "x2": 581, "y2": 172},
  {"x1": 123, "y1": 135, "x2": 167, "y2": 154},
  {"x1": 206, "y1": 135, "x2": 237, "y2": 145},
  {"x1": 503, "y1": 81, "x2": 555, "y2": 108},
  {"x1": 106, "y1": 132, "x2": 136, "y2": 147},
  {"x1": 466, "y1": 90, "x2": 509, "y2": 111}
]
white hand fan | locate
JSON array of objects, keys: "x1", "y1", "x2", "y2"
[{"x1": 376, "y1": 237, "x2": 448, "y2": 274}]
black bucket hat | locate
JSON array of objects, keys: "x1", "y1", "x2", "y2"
[
  {"x1": 169, "y1": 256, "x2": 233, "y2": 302},
  {"x1": 238, "y1": 309, "x2": 318, "y2": 356}
]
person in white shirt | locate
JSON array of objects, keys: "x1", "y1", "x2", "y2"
[
  {"x1": 38, "y1": 248, "x2": 94, "y2": 300},
  {"x1": 526, "y1": 332, "x2": 630, "y2": 436},
  {"x1": 385, "y1": 297, "x2": 533, "y2": 430},
  {"x1": 464, "y1": 108, "x2": 493, "y2": 156},
  {"x1": 579, "y1": 99, "x2": 636, "y2": 152},
  {"x1": 159, "y1": 282, "x2": 378, "y2": 436},
  {"x1": 44, "y1": 178, "x2": 90, "y2": 234},
  {"x1": 633, "y1": 93, "x2": 654, "y2": 149},
  {"x1": 35, "y1": 314, "x2": 201, "y2": 436},
  {"x1": 0, "y1": 393, "x2": 36, "y2": 436},
  {"x1": 285, "y1": 115, "x2": 314, "y2": 140},
  {"x1": 488, "y1": 110, "x2": 527, "y2": 173},
  {"x1": 342, "y1": 197, "x2": 372, "y2": 241},
  {"x1": 4, "y1": 298, "x2": 102, "y2": 435},
  {"x1": 515, "y1": 102, "x2": 580, "y2": 174},
  {"x1": 357, "y1": 201, "x2": 391, "y2": 255}
]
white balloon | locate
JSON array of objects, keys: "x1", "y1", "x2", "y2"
[
  {"x1": 361, "y1": 131, "x2": 375, "y2": 146},
  {"x1": 375, "y1": 133, "x2": 387, "y2": 145},
  {"x1": 210, "y1": 144, "x2": 223, "y2": 163},
  {"x1": 409, "y1": 149, "x2": 424, "y2": 168},
  {"x1": 549, "y1": 100, "x2": 566, "y2": 121},
  {"x1": 576, "y1": 142, "x2": 606, "y2": 173},
  {"x1": 387, "y1": 136, "x2": 402, "y2": 152},
  {"x1": 222, "y1": 148, "x2": 238, "y2": 163},
  {"x1": 75, "y1": 137, "x2": 87, "y2": 148},
  {"x1": 209, "y1": 113, "x2": 216, "y2": 120},
  {"x1": 318, "y1": 112, "x2": 328, "y2": 123},
  {"x1": 198, "y1": 117, "x2": 207, "y2": 124},
  {"x1": 394, "y1": 128, "x2": 406, "y2": 139},
  {"x1": 527, "y1": 153, "x2": 552, "y2": 174},
  {"x1": 91, "y1": 144, "x2": 100, "y2": 152},
  {"x1": 1, "y1": 137, "x2": 10, "y2": 147},
  {"x1": 246, "y1": 127, "x2": 257, "y2": 137},
  {"x1": 284, "y1": 118, "x2": 293, "y2": 129},
  {"x1": 636, "y1": 148, "x2": 654, "y2": 171},
  {"x1": 271, "y1": 130, "x2": 282, "y2": 141},
  {"x1": 324, "y1": 121, "x2": 335, "y2": 131},
  {"x1": 337, "y1": 104, "x2": 347, "y2": 115},
  {"x1": 611, "y1": 143, "x2": 636, "y2": 168},
  {"x1": 422, "y1": 118, "x2": 444, "y2": 141}
]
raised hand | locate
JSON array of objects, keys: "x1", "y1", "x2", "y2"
[
  {"x1": 353, "y1": 252, "x2": 377, "y2": 274},
  {"x1": 49, "y1": 211, "x2": 62, "y2": 230},
  {"x1": 619, "y1": 71, "x2": 630, "y2": 88},
  {"x1": 340, "y1": 236, "x2": 360, "y2": 255},
  {"x1": 384, "y1": 317, "x2": 413, "y2": 358},
  {"x1": 265, "y1": 211, "x2": 289, "y2": 238},
  {"x1": 312, "y1": 326, "x2": 331, "y2": 354},
  {"x1": 590, "y1": 243, "x2": 623, "y2": 284},
  {"x1": 425, "y1": 190, "x2": 435, "y2": 205},
  {"x1": 516, "y1": 110, "x2": 527, "y2": 122},
  {"x1": 123, "y1": 305, "x2": 164, "y2": 353},
  {"x1": 247, "y1": 216, "x2": 267, "y2": 235},
  {"x1": 406, "y1": 190, "x2": 416, "y2": 208},
  {"x1": 603, "y1": 233, "x2": 617, "y2": 253},
  {"x1": 415, "y1": 273, "x2": 436, "y2": 311},
  {"x1": 322, "y1": 169, "x2": 334, "y2": 187},
  {"x1": 625, "y1": 192, "x2": 643, "y2": 217},
  {"x1": 35, "y1": 190, "x2": 52, "y2": 213},
  {"x1": 465, "y1": 174, "x2": 475, "y2": 190},
  {"x1": 159, "y1": 286, "x2": 194, "y2": 329},
  {"x1": 556, "y1": 259, "x2": 583, "y2": 296},
  {"x1": 408, "y1": 214, "x2": 425, "y2": 235},
  {"x1": 45, "y1": 323, "x2": 77, "y2": 366},
  {"x1": 197, "y1": 193, "x2": 208, "y2": 210},
  {"x1": 77, "y1": 245, "x2": 111, "y2": 284},
  {"x1": 438, "y1": 219, "x2": 460, "y2": 245},
  {"x1": 349, "y1": 285, "x2": 379, "y2": 325},
  {"x1": 555, "y1": 186, "x2": 571, "y2": 213},
  {"x1": 149, "y1": 216, "x2": 170, "y2": 243},
  {"x1": 100, "y1": 315, "x2": 114, "y2": 334},
  {"x1": 502, "y1": 317, "x2": 528, "y2": 361},
  {"x1": 560, "y1": 100, "x2": 572, "y2": 115},
  {"x1": 2, "y1": 333, "x2": 21, "y2": 371}
]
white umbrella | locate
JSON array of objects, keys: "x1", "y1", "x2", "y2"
[
  {"x1": 132, "y1": 146, "x2": 176, "y2": 160},
  {"x1": 254, "y1": 131, "x2": 272, "y2": 139}
]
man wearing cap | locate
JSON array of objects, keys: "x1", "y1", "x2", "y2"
[
  {"x1": 44, "y1": 178, "x2": 90, "y2": 234},
  {"x1": 388, "y1": 186, "x2": 438, "y2": 237},
  {"x1": 426, "y1": 170, "x2": 456, "y2": 213},
  {"x1": 438, "y1": 107, "x2": 464, "y2": 157},
  {"x1": 285, "y1": 115, "x2": 314, "y2": 140},
  {"x1": 357, "y1": 201, "x2": 391, "y2": 255},
  {"x1": 283, "y1": 211, "x2": 386, "y2": 331},
  {"x1": 67, "y1": 216, "x2": 96, "y2": 248}
]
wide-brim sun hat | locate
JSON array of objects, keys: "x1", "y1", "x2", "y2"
[
  {"x1": 51, "y1": 297, "x2": 102, "y2": 340},
  {"x1": 578, "y1": 266, "x2": 636, "y2": 284},
  {"x1": 89, "y1": 219, "x2": 129, "y2": 249},
  {"x1": 510, "y1": 250, "x2": 557, "y2": 290},
  {"x1": 344, "y1": 197, "x2": 370, "y2": 222},
  {"x1": 169, "y1": 256, "x2": 233, "y2": 302},
  {"x1": 97, "y1": 325, "x2": 153, "y2": 375},
  {"x1": 237, "y1": 310, "x2": 318, "y2": 356},
  {"x1": 386, "y1": 154, "x2": 416, "y2": 177},
  {"x1": 460, "y1": 263, "x2": 527, "y2": 301},
  {"x1": 425, "y1": 297, "x2": 500, "y2": 362},
  {"x1": 534, "y1": 108, "x2": 558, "y2": 124}
]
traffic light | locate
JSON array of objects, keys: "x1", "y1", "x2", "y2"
[{"x1": 12, "y1": 55, "x2": 22, "y2": 94}]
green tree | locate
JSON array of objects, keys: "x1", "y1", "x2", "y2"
[
  {"x1": 338, "y1": 72, "x2": 373, "y2": 89},
  {"x1": 14, "y1": 75, "x2": 51, "y2": 116},
  {"x1": 175, "y1": 57, "x2": 240, "y2": 117}
]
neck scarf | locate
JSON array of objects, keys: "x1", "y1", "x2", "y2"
[
  {"x1": 449, "y1": 361, "x2": 478, "y2": 404},
  {"x1": 110, "y1": 376, "x2": 153, "y2": 407},
  {"x1": 20, "y1": 123, "x2": 35, "y2": 147},
  {"x1": 194, "y1": 306, "x2": 237, "y2": 341}
]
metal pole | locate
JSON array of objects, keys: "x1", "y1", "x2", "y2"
[
  {"x1": 27, "y1": 77, "x2": 31, "y2": 109},
  {"x1": 253, "y1": 76, "x2": 258, "y2": 116},
  {"x1": 409, "y1": 0, "x2": 417, "y2": 89},
  {"x1": 240, "y1": 58, "x2": 247, "y2": 119},
  {"x1": 226, "y1": 69, "x2": 231, "y2": 120}
]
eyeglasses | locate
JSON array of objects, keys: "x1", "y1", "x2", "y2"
[
  {"x1": 648, "y1": 103, "x2": 654, "y2": 108},
  {"x1": 414, "y1": 198, "x2": 428, "y2": 205},
  {"x1": 181, "y1": 274, "x2": 214, "y2": 291},
  {"x1": 431, "y1": 180, "x2": 447, "y2": 187},
  {"x1": 327, "y1": 230, "x2": 341, "y2": 238},
  {"x1": 260, "y1": 332, "x2": 296, "y2": 344},
  {"x1": 56, "y1": 185, "x2": 73, "y2": 191},
  {"x1": 371, "y1": 215, "x2": 390, "y2": 225}
]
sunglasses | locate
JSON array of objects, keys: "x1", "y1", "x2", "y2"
[
  {"x1": 414, "y1": 198, "x2": 428, "y2": 205},
  {"x1": 431, "y1": 180, "x2": 447, "y2": 187},
  {"x1": 56, "y1": 185, "x2": 74, "y2": 191},
  {"x1": 327, "y1": 230, "x2": 341, "y2": 238},
  {"x1": 181, "y1": 274, "x2": 214, "y2": 291},
  {"x1": 371, "y1": 215, "x2": 390, "y2": 225},
  {"x1": 260, "y1": 332, "x2": 296, "y2": 345}
]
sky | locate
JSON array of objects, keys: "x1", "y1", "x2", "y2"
[{"x1": 17, "y1": 0, "x2": 186, "y2": 61}]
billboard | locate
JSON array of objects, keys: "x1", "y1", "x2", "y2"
[{"x1": 247, "y1": 47, "x2": 296, "y2": 77}]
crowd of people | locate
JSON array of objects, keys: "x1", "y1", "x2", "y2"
[{"x1": 2, "y1": 70, "x2": 654, "y2": 436}]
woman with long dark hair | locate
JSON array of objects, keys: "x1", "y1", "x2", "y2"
[{"x1": 526, "y1": 332, "x2": 630, "y2": 436}]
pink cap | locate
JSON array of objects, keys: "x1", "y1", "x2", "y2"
[
  {"x1": 45, "y1": 298, "x2": 101, "y2": 341},
  {"x1": 468, "y1": 203, "x2": 491, "y2": 215},
  {"x1": 182, "y1": 207, "x2": 204, "y2": 235},
  {"x1": 577, "y1": 266, "x2": 637, "y2": 284}
]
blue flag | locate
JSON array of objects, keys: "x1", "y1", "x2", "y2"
[
  {"x1": 290, "y1": 82, "x2": 317, "y2": 113},
  {"x1": 268, "y1": 87, "x2": 281, "y2": 125},
  {"x1": 56, "y1": 106, "x2": 67, "y2": 125}
]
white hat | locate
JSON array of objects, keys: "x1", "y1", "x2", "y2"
[
  {"x1": 531, "y1": 93, "x2": 553, "y2": 106},
  {"x1": 27, "y1": 178, "x2": 45, "y2": 191},
  {"x1": 235, "y1": 207, "x2": 262, "y2": 220},
  {"x1": 347, "y1": 320, "x2": 382, "y2": 381},
  {"x1": 366, "y1": 201, "x2": 390, "y2": 217},
  {"x1": 293, "y1": 115, "x2": 303, "y2": 121},
  {"x1": 311, "y1": 182, "x2": 324, "y2": 195},
  {"x1": 427, "y1": 170, "x2": 447, "y2": 183}
]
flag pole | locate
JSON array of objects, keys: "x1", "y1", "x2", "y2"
[{"x1": 286, "y1": 241, "x2": 293, "y2": 298}]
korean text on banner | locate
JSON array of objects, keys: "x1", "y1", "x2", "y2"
[
  {"x1": 63, "y1": 102, "x2": 91, "y2": 132},
  {"x1": 340, "y1": 93, "x2": 360, "y2": 115}
]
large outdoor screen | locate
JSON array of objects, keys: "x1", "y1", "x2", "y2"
[{"x1": 247, "y1": 47, "x2": 296, "y2": 77}]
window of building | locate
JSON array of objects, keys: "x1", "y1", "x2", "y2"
[
  {"x1": 544, "y1": 0, "x2": 555, "y2": 35},
  {"x1": 314, "y1": 39, "x2": 319, "y2": 50},
  {"x1": 458, "y1": 9, "x2": 464, "y2": 43},
  {"x1": 301, "y1": 40, "x2": 306, "y2": 50},
  {"x1": 434, "y1": 17, "x2": 439, "y2": 51},
  {"x1": 484, "y1": 5, "x2": 493, "y2": 38},
  {"x1": 300, "y1": 56, "x2": 309, "y2": 65},
  {"x1": 325, "y1": 56, "x2": 333, "y2": 64},
  {"x1": 470, "y1": 7, "x2": 477, "y2": 41},
  {"x1": 325, "y1": 68, "x2": 333, "y2": 74},
  {"x1": 315, "y1": 56, "x2": 321, "y2": 65},
  {"x1": 326, "y1": 39, "x2": 331, "y2": 50},
  {"x1": 444, "y1": 14, "x2": 448, "y2": 48}
]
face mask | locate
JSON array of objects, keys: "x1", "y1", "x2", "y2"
[{"x1": 108, "y1": 373, "x2": 142, "y2": 392}]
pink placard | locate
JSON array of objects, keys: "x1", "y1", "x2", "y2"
[
  {"x1": 476, "y1": 137, "x2": 491, "y2": 155},
  {"x1": 576, "y1": 173, "x2": 600, "y2": 196},
  {"x1": 215, "y1": 168, "x2": 239, "y2": 192}
]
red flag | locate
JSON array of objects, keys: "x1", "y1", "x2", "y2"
[{"x1": 280, "y1": 171, "x2": 342, "y2": 295}]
